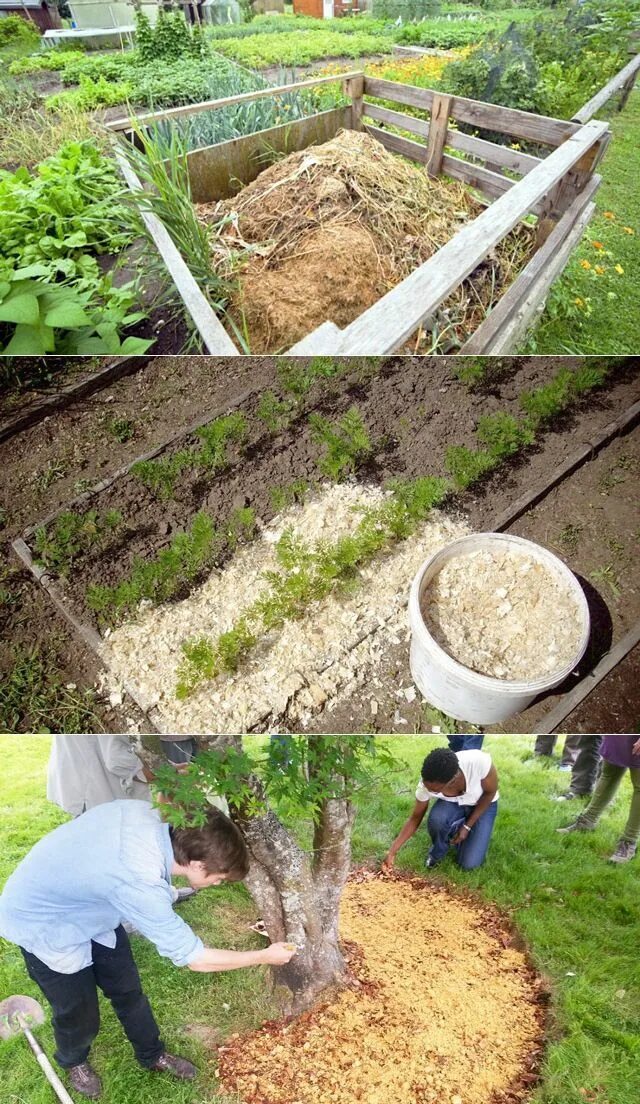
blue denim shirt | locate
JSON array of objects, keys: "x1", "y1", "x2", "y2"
[{"x1": 0, "y1": 800, "x2": 204, "y2": 974}]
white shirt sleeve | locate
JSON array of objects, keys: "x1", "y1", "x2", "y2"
[{"x1": 415, "y1": 780, "x2": 432, "y2": 802}]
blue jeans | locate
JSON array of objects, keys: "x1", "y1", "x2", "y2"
[
  {"x1": 427, "y1": 799, "x2": 498, "y2": 870},
  {"x1": 448, "y1": 736, "x2": 485, "y2": 752}
]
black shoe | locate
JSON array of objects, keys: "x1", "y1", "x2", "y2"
[
  {"x1": 150, "y1": 1053, "x2": 197, "y2": 1081},
  {"x1": 425, "y1": 855, "x2": 440, "y2": 869},
  {"x1": 68, "y1": 1063, "x2": 102, "y2": 1099}
]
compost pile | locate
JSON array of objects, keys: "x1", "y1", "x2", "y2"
[
  {"x1": 421, "y1": 547, "x2": 584, "y2": 680},
  {"x1": 198, "y1": 130, "x2": 534, "y2": 352},
  {"x1": 218, "y1": 873, "x2": 546, "y2": 1104}
]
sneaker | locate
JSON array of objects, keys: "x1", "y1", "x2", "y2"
[
  {"x1": 556, "y1": 819, "x2": 595, "y2": 834},
  {"x1": 425, "y1": 855, "x2": 440, "y2": 869},
  {"x1": 68, "y1": 1063, "x2": 102, "y2": 1099},
  {"x1": 609, "y1": 840, "x2": 637, "y2": 864},
  {"x1": 551, "y1": 792, "x2": 579, "y2": 802},
  {"x1": 557, "y1": 764, "x2": 572, "y2": 773},
  {"x1": 150, "y1": 1053, "x2": 197, "y2": 1081},
  {"x1": 174, "y1": 888, "x2": 198, "y2": 905}
]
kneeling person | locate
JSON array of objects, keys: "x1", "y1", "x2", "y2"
[
  {"x1": 383, "y1": 745, "x2": 499, "y2": 873},
  {"x1": 0, "y1": 800, "x2": 295, "y2": 1099}
]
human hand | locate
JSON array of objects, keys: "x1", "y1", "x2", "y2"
[
  {"x1": 263, "y1": 942, "x2": 298, "y2": 966},
  {"x1": 451, "y1": 825, "x2": 471, "y2": 846},
  {"x1": 381, "y1": 853, "x2": 396, "y2": 875}
]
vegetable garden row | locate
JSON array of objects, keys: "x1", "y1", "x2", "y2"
[
  {"x1": 11, "y1": 353, "x2": 638, "y2": 735},
  {"x1": 0, "y1": 1, "x2": 638, "y2": 358}
]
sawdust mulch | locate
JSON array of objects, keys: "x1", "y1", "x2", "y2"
[{"x1": 218, "y1": 872, "x2": 548, "y2": 1104}]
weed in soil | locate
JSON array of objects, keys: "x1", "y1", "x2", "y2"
[
  {"x1": 257, "y1": 390, "x2": 296, "y2": 434},
  {"x1": 34, "y1": 508, "x2": 122, "y2": 576},
  {"x1": 0, "y1": 645, "x2": 103, "y2": 734},
  {"x1": 270, "y1": 480, "x2": 311, "y2": 513},
  {"x1": 309, "y1": 408, "x2": 374, "y2": 481}
]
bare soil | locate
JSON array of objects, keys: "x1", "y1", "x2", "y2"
[{"x1": 218, "y1": 871, "x2": 548, "y2": 1104}]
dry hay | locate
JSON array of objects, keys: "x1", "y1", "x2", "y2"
[
  {"x1": 197, "y1": 130, "x2": 534, "y2": 353},
  {"x1": 100, "y1": 482, "x2": 469, "y2": 734},
  {"x1": 421, "y1": 547, "x2": 585, "y2": 681},
  {"x1": 218, "y1": 873, "x2": 547, "y2": 1104}
]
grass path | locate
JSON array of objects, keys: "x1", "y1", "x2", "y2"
[
  {"x1": 529, "y1": 90, "x2": 640, "y2": 354},
  {"x1": 1, "y1": 736, "x2": 639, "y2": 1104}
]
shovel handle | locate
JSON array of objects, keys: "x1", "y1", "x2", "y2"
[{"x1": 20, "y1": 1023, "x2": 76, "y2": 1104}]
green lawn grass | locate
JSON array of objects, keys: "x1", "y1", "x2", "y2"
[
  {"x1": 528, "y1": 90, "x2": 640, "y2": 354},
  {"x1": 1, "y1": 736, "x2": 639, "y2": 1104}
]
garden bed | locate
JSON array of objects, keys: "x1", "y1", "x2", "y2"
[
  {"x1": 218, "y1": 870, "x2": 548, "y2": 1104},
  {"x1": 12, "y1": 355, "x2": 639, "y2": 735},
  {"x1": 111, "y1": 72, "x2": 609, "y2": 356}
]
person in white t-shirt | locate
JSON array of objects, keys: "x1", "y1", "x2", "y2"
[{"x1": 382, "y1": 746, "x2": 499, "y2": 873}]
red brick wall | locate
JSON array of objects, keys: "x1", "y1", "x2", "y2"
[{"x1": 292, "y1": 0, "x2": 324, "y2": 17}]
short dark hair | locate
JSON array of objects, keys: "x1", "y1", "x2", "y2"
[
  {"x1": 421, "y1": 748, "x2": 459, "y2": 785},
  {"x1": 169, "y1": 806, "x2": 249, "y2": 881}
]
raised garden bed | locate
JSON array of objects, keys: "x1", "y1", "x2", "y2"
[
  {"x1": 109, "y1": 71, "x2": 611, "y2": 356},
  {"x1": 11, "y1": 355, "x2": 639, "y2": 735}
]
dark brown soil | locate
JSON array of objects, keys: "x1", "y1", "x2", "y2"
[
  {"x1": 3, "y1": 354, "x2": 639, "y2": 734},
  {"x1": 0, "y1": 357, "x2": 109, "y2": 419}
]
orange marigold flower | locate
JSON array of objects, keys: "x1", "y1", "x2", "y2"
[
  {"x1": 591, "y1": 241, "x2": 604, "y2": 249},
  {"x1": 579, "y1": 259, "x2": 592, "y2": 269},
  {"x1": 603, "y1": 211, "x2": 615, "y2": 219}
]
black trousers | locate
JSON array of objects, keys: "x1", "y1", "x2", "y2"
[{"x1": 21, "y1": 925, "x2": 164, "y2": 1069}]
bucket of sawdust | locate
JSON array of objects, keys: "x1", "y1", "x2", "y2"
[{"x1": 409, "y1": 533, "x2": 590, "y2": 725}]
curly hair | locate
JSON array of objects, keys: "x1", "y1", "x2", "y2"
[{"x1": 421, "y1": 748, "x2": 459, "y2": 785}]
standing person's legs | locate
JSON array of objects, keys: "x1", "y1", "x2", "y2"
[
  {"x1": 426, "y1": 800, "x2": 462, "y2": 864},
  {"x1": 618, "y1": 768, "x2": 640, "y2": 846},
  {"x1": 456, "y1": 801, "x2": 499, "y2": 870},
  {"x1": 558, "y1": 761, "x2": 626, "y2": 832},
  {"x1": 559, "y1": 733, "x2": 581, "y2": 769},
  {"x1": 534, "y1": 736, "x2": 557, "y2": 757},
  {"x1": 448, "y1": 736, "x2": 485, "y2": 752},
  {"x1": 160, "y1": 738, "x2": 198, "y2": 764},
  {"x1": 566, "y1": 735, "x2": 604, "y2": 796},
  {"x1": 20, "y1": 950, "x2": 100, "y2": 1070},
  {"x1": 91, "y1": 927, "x2": 164, "y2": 1068}
]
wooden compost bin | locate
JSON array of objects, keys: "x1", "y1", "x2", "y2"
[{"x1": 108, "y1": 63, "x2": 636, "y2": 355}]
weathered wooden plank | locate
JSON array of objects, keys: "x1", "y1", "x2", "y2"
[
  {"x1": 330, "y1": 120, "x2": 608, "y2": 355},
  {"x1": 426, "y1": 93, "x2": 452, "y2": 178},
  {"x1": 344, "y1": 74, "x2": 365, "y2": 131},
  {"x1": 572, "y1": 52, "x2": 640, "y2": 123},
  {"x1": 534, "y1": 621, "x2": 640, "y2": 735},
  {"x1": 364, "y1": 124, "x2": 428, "y2": 164},
  {"x1": 363, "y1": 100, "x2": 430, "y2": 139},
  {"x1": 107, "y1": 71, "x2": 364, "y2": 131},
  {"x1": 364, "y1": 76, "x2": 578, "y2": 146},
  {"x1": 287, "y1": 321, "x2": 344, "y2": 355},
  {"x1": 184, "y1": 107, "x2": 351, "y2": 203},
  {"x1": 441, "y1": 153, "x2": 516, "y2": 201},
  {"x1": 462, "y1": 176, "x2": 600, "y2": 354},
  {"x1": 480, "y1": 201, "x2": 596, "y2": 354},
  {"x1": 446, "y1": 129, "x2": 540, "y2": 176},
  {"x1": 115, "y1": 148, "x2": 240, "y2": 355}
]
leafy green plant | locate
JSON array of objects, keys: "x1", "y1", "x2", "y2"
[
  {"x1": 257, "y1": 390, "x2": 296, "y2": 434},
  {"x1": 519, "y1": 362, "x2": 611, "y2": 425},
  {"x1": 8, "y1": 49, "x2": 85, "y2": 75},
  {"x1": 0, "y1": 15, "x2": 40, "y2": 49},
  {"x1": 106, "y1": 417, "x2": 135, "y2": 443},
  {"x1": 136, "y1": 8, "x2": 207, "y2": 65},
  {"x1": 34, "y1": 509, "x2": 122, "y2": 575},
  {"x1": 46, "y1": 76, "x2": 134, "y2": 113},
  {"x1": 131, "y1": 413, "x2": 248, "y2": 499},
  {"x1": 309, "y1": 408, "x2": 374, "y2": 481},
  {"x1": 476, "y1": 411, "x2": 536, "y2": 458},
  {"x1": 270, "y1": 480, "x2": 310, "y2": 512},
  {"x1": 445, "y1": 443, "x2": 498, "y2": 490}
]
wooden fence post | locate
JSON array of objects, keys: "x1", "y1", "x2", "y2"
[
  {"x1": 618, "y1": 70, "x2": 638, "y2": 113},
  {"x1": 535, "y1": 131, "x2": 609, "y2": 248},
  {"x1": 343, "y1": 75, "x2": 365, "y2": 131},
  {"x1": 425, "y1": 93, "x2": 452, "y2": 178}
]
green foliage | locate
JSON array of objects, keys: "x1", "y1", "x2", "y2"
[
  {"x1": 8, "y1": 49, "x2": 85, "y2": 75},
  {"x1": 34, "y1": 508, "x2": 122, "y2": 575},
  {"x1": 451, "y1": 356, "x2": 491, "y2": 388},
  {"x1": 0, "y1": 647, "x2": 102, "y2": 734},
  {"x1": 476, "y1": 410, "x2": 536, "y2": 457},
  {"x1": 61, "y1": 52, "x2": 133, "y2": 87},
  {"x1": 445, "y1": 443, "x2": 498, "y2": 489},
  {"x1": 213, "y1": 30, "x2": 391, "y2": 69},
  {"x1": 520, "y1": 361, "x2": 611, "y2": 424},
  {"x1": 257, "y1": 390, "x2": 296, "y2": 434},
  {"x1": 105, "y1": 416, "x2": 135, "y2": 443},
  {"x1": 0, "y1": 140, "x2": 150, "y2": 355},
  {"x1": 152, "y1": 745, "x2": 263, "y2": 824},
  {"x1": 309, "y1": 408, "x2": 373, "y2": 481},
  {"x1": 135, "y1": 8, "x2": 207, "y2": 65},
  {"x1": 270, "y1": 480, "x2": 310, "y2": 512},
  {"x1": 131, "y1": 413, "x2": 248, "y2": 499},
  {"x1": 86, "y1": 510, "x2": 235, "y2": 620},
  {"x1": 0, "y1": 14, "x2": 40, "y2": 48},
  {"x1": 45, "y1": 76, "x2": 134, "y2": 113},
  {"x1": 373, "y1": 0, "x2": 441, "y2": 20}
]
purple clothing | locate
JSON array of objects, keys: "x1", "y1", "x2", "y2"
[{"x1": 601, "y1": 736, "x2": 640, "y2": 770}]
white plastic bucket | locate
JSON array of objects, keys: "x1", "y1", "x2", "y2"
[{"x1": 409, "y1": 532, "x2": 591, "y2": 725}]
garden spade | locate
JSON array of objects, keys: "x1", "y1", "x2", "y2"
[{"x1": 0, "y1": 995, "x2": 75, "y2": 1104}]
